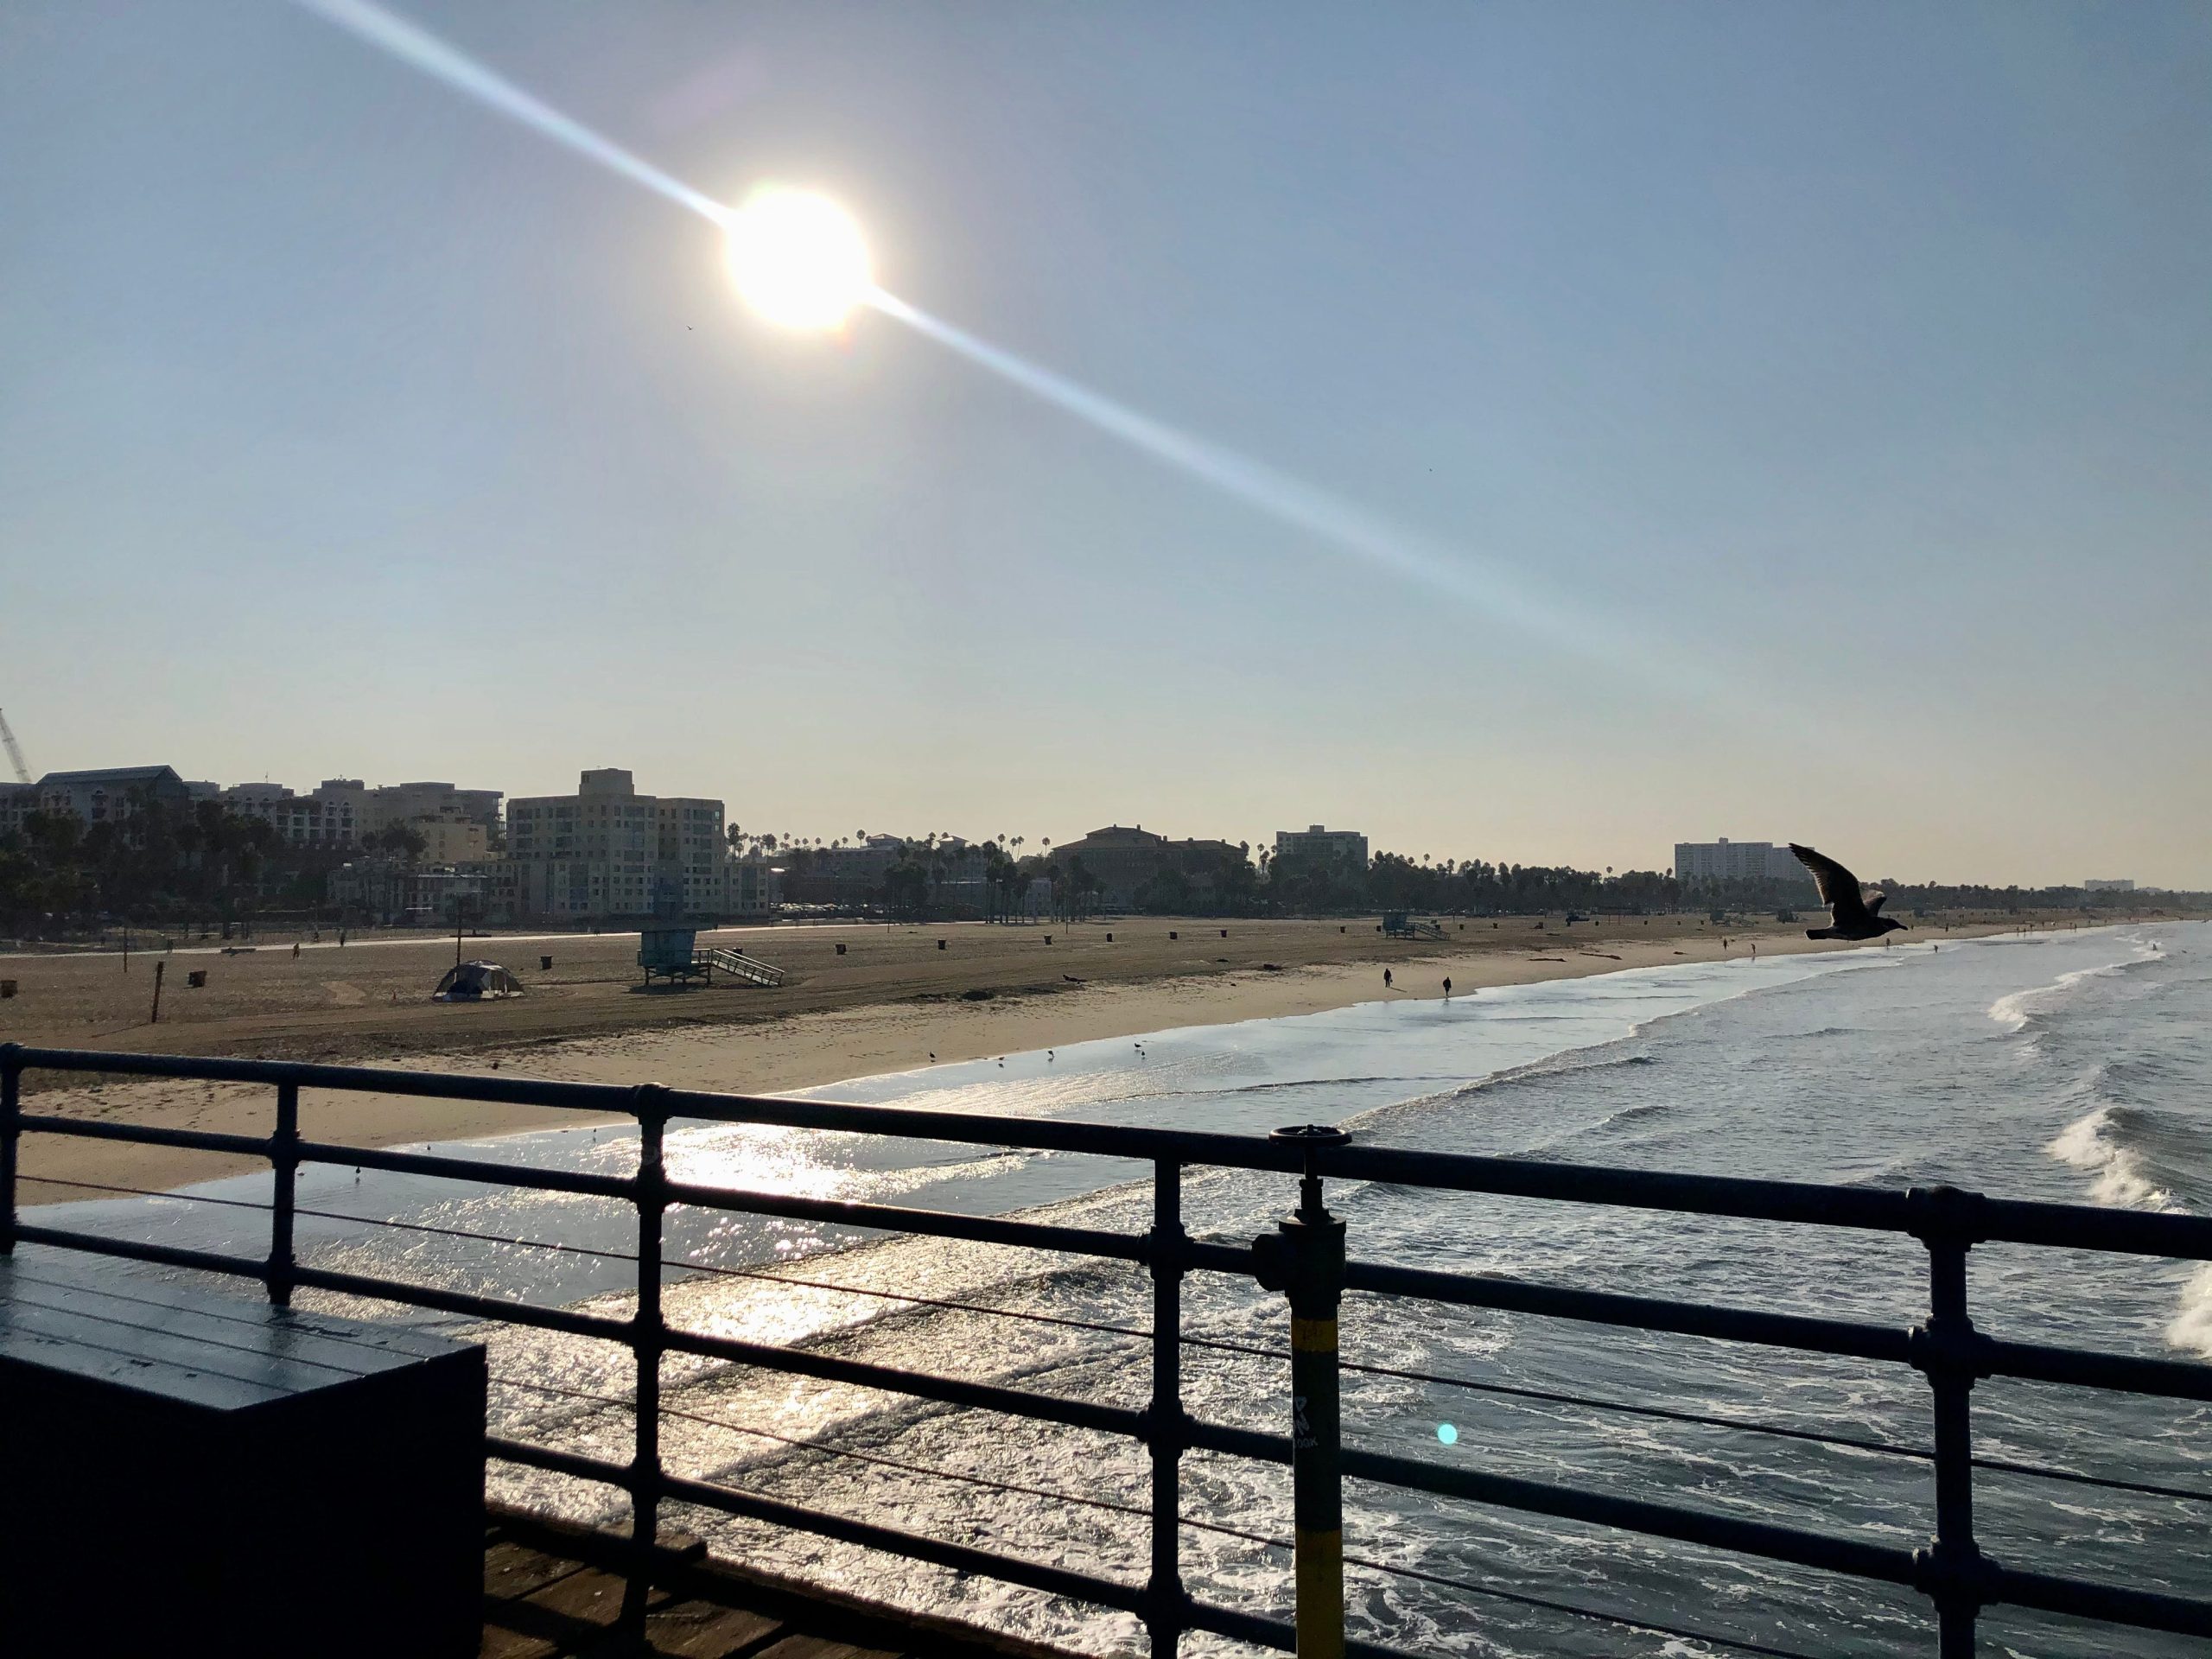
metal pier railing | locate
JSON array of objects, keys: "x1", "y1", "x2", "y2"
[{"x1": 4, "y1": 1040, "x2": 2210, "y2": 1656}]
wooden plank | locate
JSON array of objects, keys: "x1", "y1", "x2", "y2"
[
  {"x1": 0, "y1": 1255, "x2": 472, "y2": 1408},
  {"x1": 4, "y1": 1254, "x2": 463, "y2": 1364},
  {"x1": 484, "y1": 1539, "x2": 588, "y2": 1602},
  {"x1": 485, "y1": 1565, "x2": 664, "y2": 1659},
  {"x1": 635, "y1": 1600, "x2": 785, "y2": 1656},
  {"x1": 0, "y1": 1296, "x2": 298, "y2": 1409},
  {"x1": 748, "y1": 1638, "x2": 904, "y2": 1659},
  {"x1": 524, "y1": 1565, "x2": 655, "y2": 1630},
  {"x1": 479, "y1": 1619, "x2": 565, "y2": 1659}
]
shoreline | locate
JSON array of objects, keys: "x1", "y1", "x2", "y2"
[{"x1": 10, "y1": 918, "x2": 2104, "y2": 1206}]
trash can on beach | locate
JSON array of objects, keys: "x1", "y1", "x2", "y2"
[
  {"x1": 539, "y1": 956, "x2": 553, "y2": 970},
  {"x1": 0, "y1": 980, "x2": 16, "y2": 999}
]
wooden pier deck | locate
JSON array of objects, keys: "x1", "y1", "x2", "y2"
[{"x1": 482, "y1": 1509, "x2": 1093, "y2": 1659}]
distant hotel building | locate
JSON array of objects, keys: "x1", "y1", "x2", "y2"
[
  {"x1": 216, "y1": 779, "x2": 502, "y2": 849},
  {"x1": 33, "y1": 765, "x2": 193, "y2": 823},
  {"x1": 2083, "y1": 878, "x2": 2134, "y2": 893},
  {"x1": 1052, "y1": 824, "x2": 1249, "y2": 910},
  {"x1": 1673, "y1": 838, "x2": 1804, "y2": 883},
  {"x1": 505, "y1": 768, "x2": 770, "y2": 923},
  {"x1": 1274, "y1": 825, "x2": 1368, "y2": 868}
]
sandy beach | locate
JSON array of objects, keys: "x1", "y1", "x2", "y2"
[{"x1": 1, "y1": 909, "x2": 2125, "y2": 1203}]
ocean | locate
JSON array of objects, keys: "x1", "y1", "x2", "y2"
[{"x1": 28, "y1": 921, "x2": 2212, "y2": 1656}]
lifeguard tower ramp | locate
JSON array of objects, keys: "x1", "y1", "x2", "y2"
[
  {"x1": 639, "y1": 927, "x2": 786, "y2": 988},
  {"x1": 1381, "y1": 912, "x2": 1447, "y2": 940}
]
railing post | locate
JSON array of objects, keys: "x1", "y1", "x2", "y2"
[
  {"x1": 1, "y1": 1044, "x2": 20, "y2": 1257},
  {"x1": 1146, "y1": 1159, "x2": 1188, "y2": 1656},
  {"x1": 1908, "y1": 1184, "x2": 1988, "y2": 1658},
  {"x1": 625, "y1": 1082, "x2": 671, "y2": 1626},
  {"x1": 1254, "y1": 1124, "x2": 1351, "y2": 1659},
  {"x1": 268, "y1": 1080, "x2": 300, "y2": 1306}
]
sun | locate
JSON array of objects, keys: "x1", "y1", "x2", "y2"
[{"x1": 724, "y1": 187, "x2": 871, "y2": 330}]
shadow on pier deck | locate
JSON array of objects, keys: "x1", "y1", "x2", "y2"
[{"x1": 483, "y1": 1508, "x2": 1085, "y2": 1659}]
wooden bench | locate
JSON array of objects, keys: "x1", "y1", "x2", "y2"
[{"x1": 0, "y1": 1253, "x2": 486, "y2": 1658}]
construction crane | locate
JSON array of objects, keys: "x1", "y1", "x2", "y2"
[{"x1": 0, "y1": 708, "x2": 29, "y2": 785}]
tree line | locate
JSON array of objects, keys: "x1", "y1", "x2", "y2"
[{"x1": 0, "y1": 796, "x2": 424, "y2": 933}]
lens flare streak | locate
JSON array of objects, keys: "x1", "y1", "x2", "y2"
[
  {"x1": 289, "y1": 0, "x2": 1713, "y2": 689},
  {"x1": 296, "y1": 0, "x2": 733, "y2": 226},
  {"x1": 866, "y1": 286, "x2": 1580, "y2": 647}
]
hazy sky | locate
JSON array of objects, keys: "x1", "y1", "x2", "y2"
[{"x1": 4, "y1": 3, "x2": 2207, "y2": 886}]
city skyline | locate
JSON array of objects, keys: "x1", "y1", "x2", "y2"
[{"x1": 5, "y1": 3, "x2": 2207, "y2": 887}]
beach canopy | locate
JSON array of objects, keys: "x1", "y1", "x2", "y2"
[{"x1": 433, "y1": 960, "x2": 523, "y2": 1001}]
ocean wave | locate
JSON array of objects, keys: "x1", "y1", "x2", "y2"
[
  {"x1": 1987, "y1": 947, "x2": 2164, "y2": 1034},
  {"x1": 2044, "y1": 1106, "x2": 2180, "y2": 1211},
  {"x1": 2167, "y1": 1265, "x2": 2212, "y2": 1360}
]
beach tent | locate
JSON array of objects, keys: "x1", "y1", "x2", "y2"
[{"x1": 433, "y1": 960, "x2": 523, "y2": 1001}]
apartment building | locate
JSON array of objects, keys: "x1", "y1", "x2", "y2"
[
  {"x1": 1274, "y1": 825, "x2": 1369, "y2": 868},
  {"x1": 1673, "y1": 839, "x2": 1804, "y2": 883},
  {"x1": 506, "y1": 768, "x2": 768, "y2": 922},
  {"x1": 34, "y1": 766, "x2": 193, "y2": 823}
]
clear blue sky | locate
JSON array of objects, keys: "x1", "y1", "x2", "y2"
[{"x1": 4, "y1": 2, "x2": 2206, "y2": 886}]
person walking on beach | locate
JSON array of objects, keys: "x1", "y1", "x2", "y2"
[
  {"x1": 1383, "y1": 969, "x2": 1393, "y2": 989},
  {"x1": 1442, "y1": 976, "x2": 1452, "y2": 997}
]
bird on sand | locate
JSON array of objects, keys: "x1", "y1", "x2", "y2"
[{"x1": 1791, "y1": 843, "x2": 1908, "y2": 942}]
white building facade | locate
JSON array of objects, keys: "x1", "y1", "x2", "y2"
[
  {"x1": 1274, "y1": 825, "x2": 1369, "y2": 868},
  {"x1": 1673, "y1": 839, "x2": 1805, "y2": 883},
  {"x1": 507, "y1": 768, "x2": 771, "y2": 922}
]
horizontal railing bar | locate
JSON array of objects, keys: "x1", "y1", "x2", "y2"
[
  {"x1": 33, "y1": 1173, "x2": 2212, "y2": 1507},
  {"x1": 661, "y1": 1178, "x2": 1149, "y2": 1264},
  {"x1": 658, "y1": 1324, "x2": 1149, "y2": 1442},
  {"x1": 1185, "y1": 1239, "x2": 1262, "y2": 1276},
  {"x1": 7, "y1": 1047, "x2": 627, "y2": 1110},
  {"x1": 1341, "y1": 1549, "x2": 1827, "y2": 1659},
  {"x1": 1331, "y1": 1145, "x2": 1910, "y2": 1231},
  {"x1": 12, "y1": 1224, "x2": 273, "y2": 1286},
  {"x1": 32, "y1": 1220, "x2": 1159, "y2": 1446},
  {"x1": 1175, "y1": 1598, "x2": 1422, "y2": 1659},
  {"x1": 658, "y1": 1466, "x2": 1156, "y2": 1616},
  {"x1": 296, "y1": 1260, "x2": 1158, "y2": 1446},
  {"x1": 1980, "y1": 1337, "x2": 2212, "y2": 1403},
  {"x1": 1185, "y1": 1416, "x2": 1291, "y2": 1465},
  {"x1": 15, "y1": 1112, "x2": 273, "y2": 1160},
  {"x1": 1974, "y1": 1196, "x2": 2212, "y2": 1261},
  {"x1": 15, "y1": 1042, "x2": 2212, "y2": 1256},
  {"x1": 1984, "y1": 1560, "x2": 2212, "y2": 1637},
  {"x1": 1345, "y1": 1260, "x2": 1912, "y2": 1363},
  {"x1": 289, "y1": 1262, "x2": 630, "y2": 1342},
  {"x1": 1179, "y1": 1599, "x2": 1430, "y2": 1659},
  {"x1": 296, "y1": 1140, "x2": 637, "y2": 1200},
  {"x1": 1340, "y1": 1446, "x2": 1919, "y2": 1586},
  {"x1": 486, "y1": 1436, "x2": 1160, "y2": 1618}
]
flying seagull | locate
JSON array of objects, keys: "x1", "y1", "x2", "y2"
[{"x1": 1791, "y1": 843, "x2": 1907, "y2": 941}]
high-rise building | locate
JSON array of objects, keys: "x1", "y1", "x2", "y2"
[
  {"x1": 1673, "y1": 839, "x2": 1804, "y2": 883},
  {"x1": 506, "y1": 768, "x2": 768, "y2": 921},
  {"x1": 2083, "y1": 878, "x2": 2135, "y2": 893},
  {"x1": 1274, "y1": 825, "x2": 1369, "y2": 868}
]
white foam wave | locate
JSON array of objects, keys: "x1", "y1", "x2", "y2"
[
  {"x1": 2044, "y1": 1106, "x2": 2177, "y2": 1211},
  {"x1": 1987, "y1": 946, "x2": 2158, "y2": 1033},
  {"x1": 2167, "y1": 1265, "x2": 2212, "y2": 1359}
]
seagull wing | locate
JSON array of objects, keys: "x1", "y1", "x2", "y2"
[
  {"x1": 1866, "y1": 892, "x2": 1889, "y2": 916},
  {"x1": 1790, "y1": 843, "x2": 1872, "y2": 926}
]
